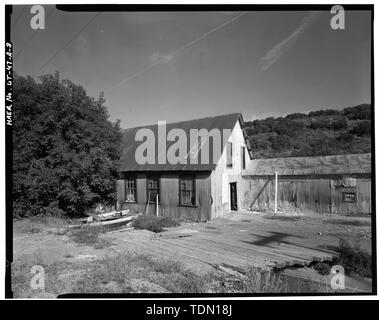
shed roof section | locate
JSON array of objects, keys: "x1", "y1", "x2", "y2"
[
  {"x1": 245, "y1": 153, "x2": 371, "y2": 176},
  {"x1": 120, "y1": 113, "x2": 252, "y2": 172}
]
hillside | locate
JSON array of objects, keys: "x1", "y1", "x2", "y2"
[{"x1": 244, "y1": 104, "x2": 372, "y2": 158}]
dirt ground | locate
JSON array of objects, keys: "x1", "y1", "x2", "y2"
[{"x1": 11, "y1": 211, "x2": 372, "y2": 297}]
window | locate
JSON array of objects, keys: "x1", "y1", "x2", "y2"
[
  {"x1": 241, "y1": 146, "x2": 246, "y2": 170},
  {"x1": 147, "y1": 176, "x2": 160, "y2": 203},
  {"x1": 179, "y1": 176, "x2": 196, "y2": 206},
  {"x1": 226, "y1": 142, "x2": 233, "y2": 168},
  {"x1": 125, "y1": 177, "x2": 137, "y2": 202}
]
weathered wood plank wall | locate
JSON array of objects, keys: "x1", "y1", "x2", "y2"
[
  {"x1": 241, "y1": 175, "x2": 371, "y2": 215},
  {"x1": 117, "y1": 172, "x2": 212, "y2": 222}
]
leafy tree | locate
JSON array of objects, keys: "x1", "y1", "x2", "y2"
[
  {"x1": 286, "y1": 112, "x2": 307, "y2": 120},
  {"x1": 308, "y1": 109, "x2": 340, "y2": 117},
  {"x1": 269, "y1": 134, "x2": 291, "y2": 152},
  {"x1": 349, "y1": 120, "x2": 371, "y2": 136},
  {"x1": 13, "y1": 72, "x2": 122, "y2": 217},
  {"x1": 342, "y1": 104, "x2": 371, "y2": 120},
  {"x1": 329, "y1": 118, "x2": 348, "y2": 130},
  {"x1": 309, "y1": 119, "x2": 330, "y2": 130},
  {"x1": 243, "y1": 104, "x2": 371, "y2": 158},
  {"x1": 273, "y1": 118, "x2": 304, "y2": 136},
  {"x1": 338, "y1": 132, "x2": 354, "y2": 143}
]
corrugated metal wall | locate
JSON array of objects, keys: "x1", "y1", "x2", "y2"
[{"x1": 241, "y1": 175, "x2": 371, "y2": 215}]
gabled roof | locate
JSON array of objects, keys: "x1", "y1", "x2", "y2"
[
  {"x1": 119, "y1": 113, "x2": 253, "y2": 172},
  {"x1": 245, "y1": 153, "x2": 372, "y2": 176}
]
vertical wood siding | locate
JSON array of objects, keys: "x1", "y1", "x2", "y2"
[
  {"x1": 117, "y1": 172, "x2": 212, "y2": 222},
  {"x1": 241, "y1": 176, "x2": 371, "y2": 215}
]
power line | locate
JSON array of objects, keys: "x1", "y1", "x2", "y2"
[
  {"x1": 171, "y1": 11, "x2": 247, "y2": 57},
  {"x1": 12, "y1": 6, "x2": 26, "y2": 31},
  {"x1": 34, "y1": 12, "x2": 101, "y2": 76},
  {"x1": 15, "y1": 7, "x2": 56, "y2": 59},
  {"x1": 105, "y1": 11, "x2": 247, "y2": 93}
]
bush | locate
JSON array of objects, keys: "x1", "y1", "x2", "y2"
[
  {"x1": 349, "y1": 120, "x2": 371, "y2": 136},
  {"x1": 272, "y1": 119, "x2": 304, "y2": 136},
  {"x1": 308, "y1": 109, "x2": 340, "y2": 117},
  {"x1": 286, "y1": 113, "x2": 308, "y2": 120},
  {"x1": 343, "y1": 104, "x2": 371, "y2": 120},
  {"x1": 314, "y1": 262, "x2": 331, "y2": 275},
  {"x1": 334, "y1": 239, "x2": 372, "y2": 277},
  {"x1": 13, "y1": 73, "x2": 122, "y2": 218},
  {"x1": 249, "y1": 135, "x2": 271, "y2": 149},
  {"x1": 309, "y1": 119, "x2": 330, "y2": 129},
  {"x1": 270, "y1": 135, "x2": 291, "y2": 152},
  {"x1": 329, "y1": 118, "x2": 348, "y2": 130},
  {"x1": 321, "y1": 239, "x2": 372, "y2": 278},
  {"x1": 338, "y1": 132, "x2": 354, "y2": 143},
  {"x1": 132, "y1": 215, "x2": 180, "y2": 233}
]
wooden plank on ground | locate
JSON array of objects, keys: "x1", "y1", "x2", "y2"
[
  {"x1": 138, "y1": 238, "x2": 250, "y2": 274},
  {"x1": 184, "y1": 236, "x2": 293, "y2": 268},
  {"x1": 192, "y1": 234, "x2": 308, "y2": 267}
]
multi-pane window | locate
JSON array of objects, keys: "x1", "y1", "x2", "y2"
[
  {"x1": 179, "y1": 176, "x2": 196, "y2": 206},
  {"x1": 226, "y1": 142, "x2": 233, "y2": 168},
  {"x1": 147, "y1": 176, "x2": 160, "y2": 203},
  {"x1": 125, "y1": 177, "x2": 137, "y2": 202},
  {"x1": 241, "y1": 146, "x2": 246, "y2": 170}
]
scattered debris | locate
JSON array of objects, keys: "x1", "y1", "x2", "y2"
[
  {"x1": 76, "y1": 254, "x2": 97, "y2": 260},
  {"x1": 152, "y1": 229, "x2": 199, "y2": 239},
  {"x1": 68, "y1": 212, "x2": 140, "y2": 230}
]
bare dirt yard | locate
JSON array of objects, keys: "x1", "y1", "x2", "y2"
[{"x1": 11, "y1": 211, "x2": 372, "y2": 298}]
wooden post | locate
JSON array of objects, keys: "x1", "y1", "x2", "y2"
[
  {"x1": 156, "y1": 194, "x2": 159, "y2": 217},
  {"x1": 145, "y1": 191, "x2": 150, "y2": 216},
  {"x1": 274, "y1": 171, "x2": 278, "y2": 213}
]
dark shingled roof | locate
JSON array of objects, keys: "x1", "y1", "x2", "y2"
[
  {"x1": 245, "y1": 153, "x2": 372, "y2": 176},
  {"x1": 120, "y1": 113, "x2": 253, "y2": 172}
]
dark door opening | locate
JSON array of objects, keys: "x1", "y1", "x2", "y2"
[{"x1": 230, "y1": 182, "x2": 237, "y2": 211}]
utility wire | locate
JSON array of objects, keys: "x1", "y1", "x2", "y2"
[
  {"x1": 34, "y1": 12, "x2": 101, "y2": 76},
  {"x1": 105, "y1": 11, "x2": 247, "y2": 93},
  {"x1": 12, "y1": 6, "x2": 26, "y2": 31},
  {"x1": 15, "y1": 7, "x2": 56, "y2": 59}
]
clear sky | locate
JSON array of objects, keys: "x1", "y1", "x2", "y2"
[{"x1": 12, "y1": 6, "x2": 372, "y2": 128}]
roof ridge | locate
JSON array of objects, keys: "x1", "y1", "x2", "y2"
[{"x1": 125, "y1": 112, "x2": 242, "y2": 131}]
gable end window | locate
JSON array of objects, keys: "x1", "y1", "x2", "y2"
[
  {"x1": 226, "y1": 142, "x2": 233, "y2": 168},
  {"x1": 241, "y1": 146, "x2": 246, "y2": 170},
  {"x1": 147, "y1": 176, "x2": 160, "y2": 203},
  {"x1": 179, "y1": 176, "x2": 196, "y2": 206},
  {"x1": 125, "y1": 177, "x2": 137, "y2": 202}
]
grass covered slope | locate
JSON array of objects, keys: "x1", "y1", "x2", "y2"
[{"x1": 245, "y1": 104, "x2": 372, "y2": 158}]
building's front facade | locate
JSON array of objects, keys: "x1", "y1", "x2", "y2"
[{"x1": 116, "y1": 113, "x2": 253, "y2": 221}]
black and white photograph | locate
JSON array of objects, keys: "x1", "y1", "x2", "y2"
[{"x1": 3, "y1": 3, "x2": 375, "y2": 300}]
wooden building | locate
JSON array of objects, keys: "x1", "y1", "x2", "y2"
[
  {"x1": 241, "y1": 153, "x2": 372, "y2": 215},
  {"x1": 117, "y1": 112, "x2": 372, "y2": 219},
  {"x1": 116, "y1": 113, "x2": 253, "y2": 221}
]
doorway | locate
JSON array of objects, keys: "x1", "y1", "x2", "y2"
[{"x1": 230, "y1": 182, "x2": 237, "y2": 211}]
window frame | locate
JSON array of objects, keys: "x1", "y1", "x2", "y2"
[
  {"x1": 146, "y1": 175, "x2": 161, "y2": 204},
  {"x1": 124, "y1": 176, "x2": 137, "y2": 203},
  {"x1": 178, "y1": 175, "x2": 197, "y2": 207}
]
